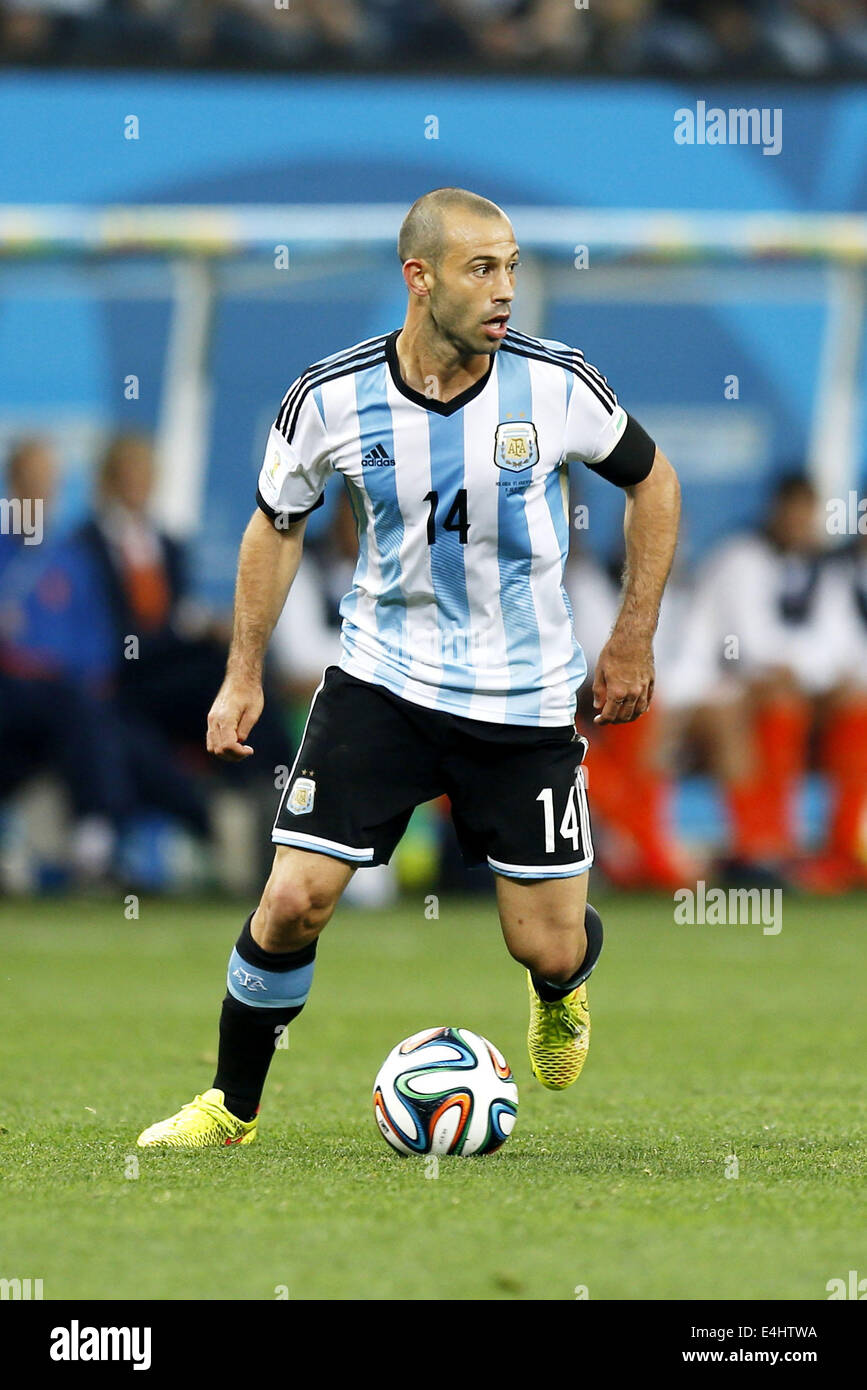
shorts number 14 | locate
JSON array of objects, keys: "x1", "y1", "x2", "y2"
[{"x1": 537, "y1": 785, "x2": 582, "y2": 853}]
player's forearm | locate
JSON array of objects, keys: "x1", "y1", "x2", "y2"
[
  {"x1": 614, "y1": 449, "x2": 681, "y2": 640},
  {"x1": 226, "y1": 509, "x2": 305, "y2": 684}
]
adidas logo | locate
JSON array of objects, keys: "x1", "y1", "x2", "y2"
[{"x1": 361, "y1": 443, "x2": 395, "y2": 467}]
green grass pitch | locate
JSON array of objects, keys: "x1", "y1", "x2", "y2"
[{"x1": 0, "y1": 891, "x2": 863, "y2": 1301}]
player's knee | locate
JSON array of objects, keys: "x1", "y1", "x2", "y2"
[{"x1": 260, "y1": 873, "x2": 338, "y2": 941}]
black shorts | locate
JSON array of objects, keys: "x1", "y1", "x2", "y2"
[{"x1": 272, "y1": 667, "x2": 593, "y2": 881}]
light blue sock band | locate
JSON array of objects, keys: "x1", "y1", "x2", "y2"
[{"x1": 226, "y1": 947, "x2": 315, "y2": 1009}]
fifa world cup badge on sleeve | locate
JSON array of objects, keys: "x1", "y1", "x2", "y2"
[
  {"x1": 494, "y1": 420, "x2": 539, "y2": 472},
  {"x1": 287, "y1": 776, "x2": 316, "y2": 815}
]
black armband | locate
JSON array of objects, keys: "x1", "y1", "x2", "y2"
[
  {"x1": 587, "y1": 414, "x2": 656, "y2": 487},
  {"x1": 256, "y1": 486, "x2": 325, "y2": 527}
]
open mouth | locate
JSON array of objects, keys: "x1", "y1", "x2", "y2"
[{"x1": 483, "y1": 314, "x2": 510, "y2": 339}]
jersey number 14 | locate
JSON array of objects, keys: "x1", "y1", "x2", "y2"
[{"x1": 424, "y1": 489, "x2": 470, "y2": 545}]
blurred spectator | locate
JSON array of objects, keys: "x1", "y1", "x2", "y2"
[
  {"x1": 437, "y1": 0, "x2": 588, "y2": 65},
  {"x1": 0, "y1": 438, "x2": 124, "y2": 884},
  {"x1": 76, "y1": 432, "x2": 291, "y2": 801},
  {"x1": 833, "y1": 521, "x2": 867, "y2": 686},
  {"x1": 358, "y1": 0, "x2": 469, "y2": 58},
  {"x1": 1, "y1": 0, "x2": 865, "y2": 72},
  {"x1": 812, "y1": 519, "x2": 867, "y2": 886},
  {"x1": 647, "y1": 1, "x2": 762, "y2": 73},
  {"x1": 663, "y1": 473, "x2": 867, "y2": 887},
  {"x1": 0, "y1": 0, "x2": 110, "y2": 60},
  {"x1": 0, "y1": 436, "x2": 54, "y2": 580},
  {"x1": 207, "y1": 0, "x2": 362, "y2": 65},
  {"x1": 0, "y1": 432, "x2": 296, "y2": 891},
  {"x1": 763, "y1": 0, "x2": 867, "y2": 75}
]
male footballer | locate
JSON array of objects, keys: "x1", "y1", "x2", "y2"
[{"x1": 138, "y1": 188, "x2": 680, "y2": 1148}]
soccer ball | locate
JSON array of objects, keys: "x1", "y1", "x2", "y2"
[{"x1": 372, "y1": 1026, "x2": 518, "y2": 1156}]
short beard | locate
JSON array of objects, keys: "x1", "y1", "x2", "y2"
[{"x1": 427, "y1": 298, "x2": 490, "y2": 362}]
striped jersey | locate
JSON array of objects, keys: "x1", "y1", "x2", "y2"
[{"x1": 257, "y1": 328, "x2": 654, "y2": 727}]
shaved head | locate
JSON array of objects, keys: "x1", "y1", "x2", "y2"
[
  {"x1": 396, "y1": 187, "x2": 519, "y2": 366},
  {"x1": 398, "y1": 187, "x2": 509, "y2": 267}
]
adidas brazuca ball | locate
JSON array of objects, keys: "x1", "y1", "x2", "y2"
[{"x1": 373, "y1": 1026, "x2": 518, "y2": 1156}]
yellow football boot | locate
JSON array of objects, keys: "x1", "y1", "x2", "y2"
[
  {"x1": 526, "y1": 972, "x2": 590, "y2": 1090},
  {"x1": 137, "y1": 1088, "x2": 257, "y2": 1149}
]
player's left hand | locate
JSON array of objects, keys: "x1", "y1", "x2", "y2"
[{"x1": 592, "y1": 631, "x2": 655, "y2": 724}]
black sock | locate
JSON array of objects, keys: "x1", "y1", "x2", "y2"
[
  {"x1": 213, "y1": 915, "x2": 317, "y2": 1122},
  {"x1": 214, "y1": 994, "x2": 301, "y2": 1122},
  {"x1": 532, "y1": 903, "x2": 604, "y2": 1002}
]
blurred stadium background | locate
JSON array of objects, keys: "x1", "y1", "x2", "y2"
[{"x1": 1, "y1": 3, "x2": 867, "y2": 903}]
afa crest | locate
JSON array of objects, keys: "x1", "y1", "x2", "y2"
[
  {"x1": 286, "y1": 776, "x2": 316, "y2": 815},
  {"x1": 494, "y1": 421, "x2": 539, "y2": 473}
]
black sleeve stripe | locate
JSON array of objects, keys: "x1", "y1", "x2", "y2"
[
  {"x1": 282, "y1": 351, "x2": 386, "y2": 445},
  {"x1": 586, "y1": 414, "x2": 656, "y2": 487},
  {"x1": 504, "y1": 330, "x2": 618, "y2": 410},
  {"x1": 500, "y1": 343, "x2": 614, "y2": 415},
  {"x1": 577, "y1": 358, "x2": 617, "y2": 405},
  {"x1": 274, "y1": 373, "x2": 310, "y2": 438},
  {"x1": 255, "y1": 487, "x2": 326, "y2": 525},
  {"x1": 275, "y1": 342, "x2": 388, "y2": 443},
  {"x1": 277, "y1": 333, "x2": 390, "y2": 432},
  {"x1": 274, "y1": 336, "x2": 390, "y2": 438}
]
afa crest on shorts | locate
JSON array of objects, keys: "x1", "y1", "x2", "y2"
[
  {"x1": 286, "y1": 776, "x2": 316, "y2": 815},
  {"x1": 494, "y1": 420, "x2": 539, "y2": 472}
]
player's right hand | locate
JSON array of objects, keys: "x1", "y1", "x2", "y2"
[
  {"x1": 206, "y1": 678, "x2": 264, "y2": 761},
  {"x1": 592, "y1": 630, "x2": 654, "y2": 724}
]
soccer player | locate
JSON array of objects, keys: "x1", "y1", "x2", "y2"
[{"x1": 137, "y1": 188, "x2": 680, "y2": 1148}]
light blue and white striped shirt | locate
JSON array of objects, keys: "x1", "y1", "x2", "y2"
[{"x1": 257, "y1": 328, "x2": 640, "y2": 727}]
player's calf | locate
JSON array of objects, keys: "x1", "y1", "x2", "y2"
[
  {"x1": 137, "y1": 851, "x2": 353, "y2": 1147},
  {"x1": 212, "y1": 853, "x2": 352, "y2": 1121},
  {"x1": 137, "y1": 917, "x2": 319, "y2": 1147},
  {"x1": 529, "y1": 902, "x2": 603, "y2": 1002}
]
